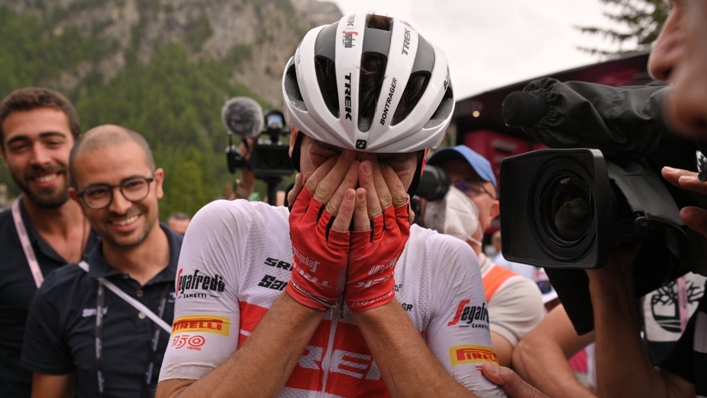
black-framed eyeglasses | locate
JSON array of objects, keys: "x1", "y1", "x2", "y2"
[
  {"x1": 76, "y1": 176, "x2": 155, "y2": 210},
  {"x1": 453, "y1": 180, "x2": 496, "y2": 200}
]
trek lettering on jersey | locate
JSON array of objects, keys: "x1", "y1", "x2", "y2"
[
  {"x1": 449, "y1": 345, "x2": 499, "y2": 366},
  {"x1": 447, "y1": 300, "x2": 489, "y2": 329},
  {"x1": 176, "y1": 268, "x2": 226, "y2": 299},
  {"x1": 238, "y1": 302, "x2": 391, "y2": 396}
]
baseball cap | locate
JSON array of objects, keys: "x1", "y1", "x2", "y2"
[{"x1": 427, "y1": 145, "x2": 497, "y2": 190}]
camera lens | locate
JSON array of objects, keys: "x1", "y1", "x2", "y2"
[{"x1": 540, "y1": 175, "x2": 592, "y2": 245}]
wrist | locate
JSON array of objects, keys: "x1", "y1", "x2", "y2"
[{"x1": 233, "y1": 179, "x2": 253, "y2": 199}]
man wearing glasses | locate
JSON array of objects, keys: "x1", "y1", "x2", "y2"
[
  {"x1": 20, "y1": 125, "x2": 182, "y2": 397},
  {"x1": 424, "y1": 145, "x2": 545, "y2": 367}
]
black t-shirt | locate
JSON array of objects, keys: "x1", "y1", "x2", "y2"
[
  {"x1": 21, "y1": 224, "x2": 182, "y2": 398},
  {"x1": 0, "y1": 199, "x2": 99, "y2": 398},
  {"x1": 659, "y1": 291, "x2": 707, "y2": 396}
]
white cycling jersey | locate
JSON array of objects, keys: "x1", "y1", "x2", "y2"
[{"x1": 159, "y1": 199, "x2": 506, "y2": 398}]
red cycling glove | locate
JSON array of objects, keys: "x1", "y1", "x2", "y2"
[
  {"x1": 346, "y1": 203, "x2": 411, "y2": 311},
  {"x1": 286, "y1": 188, "x2": 349, "y2": 311}
]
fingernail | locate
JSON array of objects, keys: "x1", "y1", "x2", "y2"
[
  {"x1": 363, "y1": 163, "x2": 372, "y2": 175},
  {"x1": 346, "y1": 190, "x2": 354, "y2": 200},
  {"x1": 358, "y1": 190, "x2": 366, "y2": 200},
  {"x1": 663, "y1": 166, "x2": 677, "y2": 173},
  {"x1": 484, "y1": 362, "x2": 499, "y2": 376},
  {"x1": 350, "y1": 161, "x2": 359, "y2": 172}
]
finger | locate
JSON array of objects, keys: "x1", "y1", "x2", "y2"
[
  {"x1": 331, "y1": 189, "x2": 355, "y2": 232},
  {"x1": 353, "y1": 188, "x2": 371, "y2": 232},
  {"x1": 369, "y1": 156, "x2": 393, "y2": 210},
  {"x1": 313, "y1": 150, "x2": 356, "y2": 204},
  {"x1": 481, "y1": 363, "x2": 546, "y2": 398},
  {"x1": 381, "y1": 163, "x2": 408, "y2": 208},
  {"x1": 305, "y1": 156, "x2": 338, "y2": 195},
  {"x1": 326, "y1": 160, "x2": 360, "y2": 216},
  {"x1": 287, "y1": 173, "x2": 304, "y2": 209},
  {"x1": 680, "y1": 206, "x2": 707, "y2": 239},
  {"x1": 358, "y1": 160, "x2": 382, "y2": 220},
  {"x1": 662, "y1": 166, "x2": 699, "y2": 188}
]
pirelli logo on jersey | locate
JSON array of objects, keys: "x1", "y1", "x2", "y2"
[
  {"x1": 449, "y1": 345, "x2": 499, "y2": 366},
  {"x1": 172, "y1": 315, "x2": 230, "y2": 337}
]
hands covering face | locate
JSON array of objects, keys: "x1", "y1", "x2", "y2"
[{"x1": 285, "y1": 150, "x2": 411, "y2": 311}]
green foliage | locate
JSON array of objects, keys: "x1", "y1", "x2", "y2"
[
  {"x1": 0, "y1": 6, "x2": 117, "y2": 94},
  {"x1": 0, "y1": 5, "x2": 282, "y2": 220},
  {"x1": 577, "y1": 0, "x2": 669, "y2": 58},
  {"x1": 185, "y1": 11, "x2": 214, "y2": 51}
]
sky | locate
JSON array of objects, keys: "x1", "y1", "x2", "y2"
[{"x1": 328, "y1": 0, "x2": 627, "y2": 100}]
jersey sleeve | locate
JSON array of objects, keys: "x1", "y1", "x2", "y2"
[
  {"x1": 20, "y1": 274, "x2": 74, "y2": 375},
  {"x1": 487, "y1": 277, "x2": 545, "y2": 346},
  {"x1": 425, "y1": 235, "x2": 507, "y2": 398},
  {"x1": 159, "y1": 200, "x2": 251, "y2": 382}
]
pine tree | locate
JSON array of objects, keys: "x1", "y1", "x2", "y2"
[{"x1": 577, "y1": 0, "x2": 669, "y2": 58}]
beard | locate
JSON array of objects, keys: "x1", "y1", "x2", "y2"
[
  {"x1": 11, "y1": 164, "x2": 70, "y2": 209},
  {"x1": 101, "y1": 208, "x2": 159, "y2": 250}
]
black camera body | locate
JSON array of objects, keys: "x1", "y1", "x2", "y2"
[
  {"x1": 226, "y1": 110, "x2": 294, "y2": 179},
  {"x1": 500, "y1": 148, "x2": 687, "y2": 269}
]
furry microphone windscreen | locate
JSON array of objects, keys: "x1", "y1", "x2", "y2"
[{"x1": 222, "y1": 97, "x2": 264, "y2": 139}]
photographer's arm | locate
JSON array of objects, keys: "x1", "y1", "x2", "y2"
[
  {"x1": 231, "y1": 138, "x2": 257, "y2": 200},
  {"x1": 512, "y1": 304, "x2": 596, "y2": 398},
  {"x1": 587, "y1": 248, "x2": 694, "y2": 398}
]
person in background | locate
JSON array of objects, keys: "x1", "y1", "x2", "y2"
[
  {"x1": 0, "y1": 87, "x2": 99, "y2": 397},
  {"x1": 422, "y1": 145, "x2": 545, "y2": 367},
  {"x1": 21, "y1": 125, "x2": 182, "y2": 397},
  {"x1": 167, "y1": 212, "x2": 191, "y2": 236}
]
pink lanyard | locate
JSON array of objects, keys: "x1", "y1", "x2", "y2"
[
  {"x1": 676, "y1": 276, "x2": 690, "y2": 333},
  {"x1": 11, "y1": 197, "x2": 44, "y2": 288}
]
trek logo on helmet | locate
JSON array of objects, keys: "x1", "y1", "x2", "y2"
[
  {"x1": 343, "y1": 73, "x2": 353, "y2": 121},
  {"x1": 402, "y1": 28, "x2": 412, "y2": 55},
  {"x1": 356, "y1": 140, "x2": 367, "y2": 150}
]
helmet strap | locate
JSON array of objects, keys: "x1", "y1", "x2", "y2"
[
  {"x1": 290, "y1": 130, "x2": 305, "y2": 172},
  {"x1": 407, "y1": 150, "x2": 426, "y2": 197}
]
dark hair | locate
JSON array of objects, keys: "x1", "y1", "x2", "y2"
[
  {"x1": 314, "y1": 14, "x2": 428, "y2": 126},
  {"x1": 0, "y1": 87, "x2": 80, "y2": 147},
  {"x1": 168, "y1": 212, "x2": 191, "y2": 221}
]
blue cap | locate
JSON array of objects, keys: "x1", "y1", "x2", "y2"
[{"x1": 427, "y1": 145, "x2": 497, "y2": 190}]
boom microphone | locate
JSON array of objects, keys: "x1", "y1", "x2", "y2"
[
  {"x1": 501, "y1": 91, "x2": 547, "y2": 127},
  {"x1": 222, "y1": 97, "x2": 264, "y2": 138}
]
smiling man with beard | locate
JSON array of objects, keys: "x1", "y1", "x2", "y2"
[
  {"x1": 0, "y1": 87, "x2": 99, "y2": 397},
  {"x1": 20, "y1": 125, "x2": 182, "y2": 397}
]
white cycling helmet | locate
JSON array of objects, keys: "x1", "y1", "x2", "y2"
[{"x1": 282, "y1": 14, "x2": 454, "y2": 156}]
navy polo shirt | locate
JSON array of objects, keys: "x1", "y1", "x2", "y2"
[
  {"x1": 0, "y1": 198, "x2": 99, "y2": 397},
  {"x1": 21, "y1": 224, "x2": 182, "y2": 398}
]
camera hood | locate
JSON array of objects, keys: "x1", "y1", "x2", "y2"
[{"x1": 501, "y1": 148, "x2": 707, "y2": 334}]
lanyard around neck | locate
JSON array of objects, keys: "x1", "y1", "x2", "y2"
[{"x1": 11, "y1": 197, "x2": 44, "y2": 288}]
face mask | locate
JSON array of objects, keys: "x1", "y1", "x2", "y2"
[{"x1": 423, "y1": 186, "x2": 482, "y2": 247}]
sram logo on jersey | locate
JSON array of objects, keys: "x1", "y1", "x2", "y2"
[
  {"x1": 447, "y1": 299, "x2": 489, "y2": 328},
  {"x1": 172, "y1": 315, "x2": 230, "y2": 336},
  {"x1": 449, "y1": 345, "x2": 498, "y2": 366}
]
